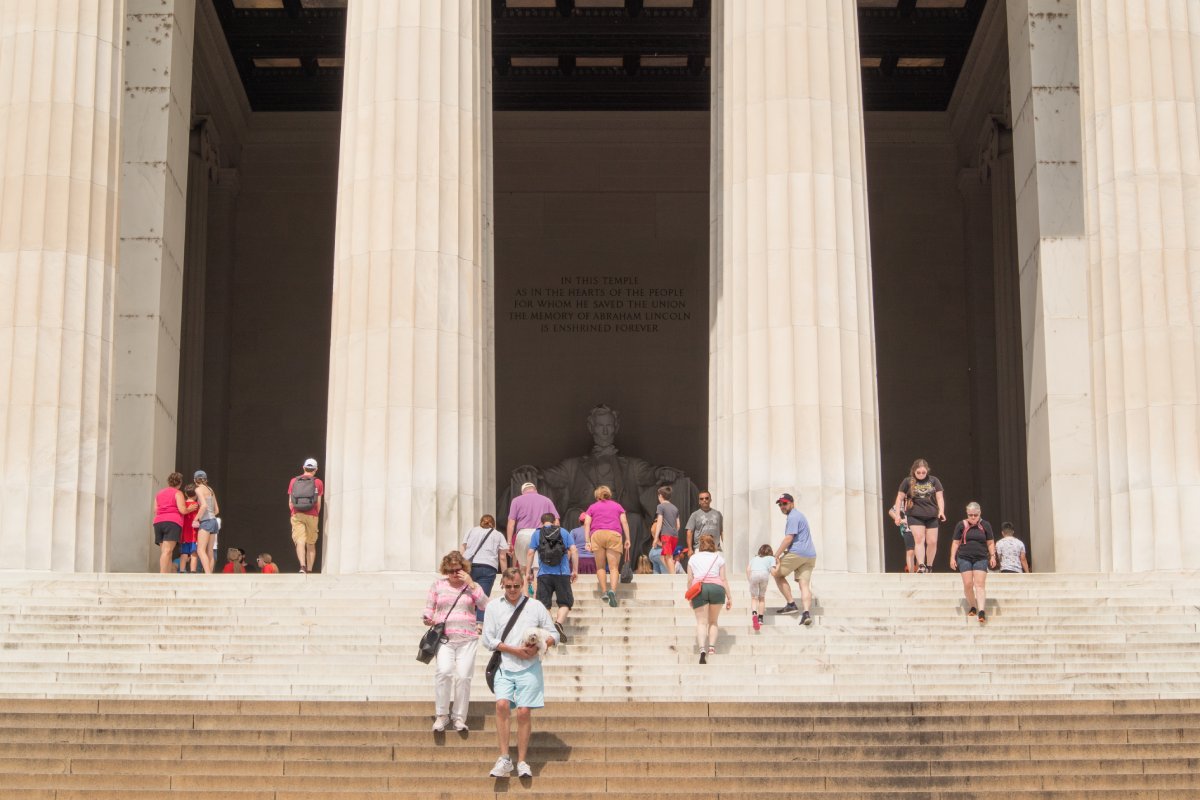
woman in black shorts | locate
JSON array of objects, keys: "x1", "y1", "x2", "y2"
[
  {"x1": 152, "y1": 472, "x2": 188, "y2": 574},
  {"x1": 892, "y1": 458, "x2": 945, "y2": 572},
  {"x1": 950, "y1": 502, "x2": 997, "y2": 625}
]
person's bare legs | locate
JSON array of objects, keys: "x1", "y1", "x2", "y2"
[
  {"x1": 959, "y1": 569, "x2": 975, "y2": 608},
  {"x1": 515, "y1": 707, "x2": 532, "y2": 764},
  {"x1": 972, "y1": 570, "x2": 987, "y2": 612},
  {"x1": 305, "y1": 543, "x2": 317, "y2": 573},
  {"x1": 798, "y1": 578, "x2": 812, "y2": 613},
  {"x1": 773, "y1": 572, "x2": 795, "y2": 604},
  {"x1": 495, "y1": 700, "x2": 510, "y2": 756},
  {"x1": 294, "y1": 538, "x2": 308, "y2": 570},
  {"x1": 693, "y1": 604, "x2": 707, "y2": 652},
  {"x1": 605, "y1": 551, "x2": 620, "y2": 596},
  {"x1": 159, "y1": 541, "x2": 175, "y2": 574},
  {"x1": 197, "y1": 531, "x2": 214, "y2": 574},
  {"x1": 925, "y1": 527, "x2": 939, "y2": 569},
  {"x1": 706, "y1": 604, "x2": 721, "y2": 649},
  {"x1": 910, "y1": 524, "x2": 927, "y2": 568}
]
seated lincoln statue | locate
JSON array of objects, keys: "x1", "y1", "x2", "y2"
[{"x1": 505, "y1": 404, "x2": 698, "y2": 563}]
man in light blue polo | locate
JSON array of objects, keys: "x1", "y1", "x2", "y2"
[
  {"x1": 773, "y1": 492, "x2": 817, "y2": 626},
  {"x1": 482, "y1": 567, "x2": 559, "y2": 779}
]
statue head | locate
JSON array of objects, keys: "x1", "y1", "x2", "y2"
[{"x1": 587, "y1": 405, "x2": 619, "y2": 448}]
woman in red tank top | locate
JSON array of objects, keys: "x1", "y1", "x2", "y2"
[{"x1": 152, "y1": 473, "x2": 189, "y2": 574}]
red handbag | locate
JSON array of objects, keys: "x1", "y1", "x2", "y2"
[{"x1": 685, "y1": 557, "x2": 718, "y2": 601}]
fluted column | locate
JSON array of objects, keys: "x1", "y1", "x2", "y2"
[
  {"x1": 1008, "y1": 0, "x2": 1096, "y2": 572},
  {"x1": 711, "y1": 0, "x2": 882, "y2": 572},
  {"x1": 1081, "y1": 3, "x2": 1200, "y2": 572},
  {"x1": 325, "y1": 0, "x2": 493, "y2": 573},
  {"x1": 0, "y1": 1, "x2": 123, "y2": 570}
]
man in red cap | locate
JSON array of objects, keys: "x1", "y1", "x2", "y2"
[{"x1": 773, "y1": 493, "x2": 817, "y2": 626}]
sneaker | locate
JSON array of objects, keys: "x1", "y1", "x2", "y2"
[
  {"x1": 453, "y1": 717, "x2": 468, "y2": 732},
  {"x1": 978, "y1": 610, "x2": 987, "y2": 625},
  {"x1": 516, "y1": 761, "x2": 532, "y2": 778},
  {"x1": 707, "y1": 645, "x2": 716, "y2": 655},
  {"x1": 606, "y1": 590, "x2": 617, "y2": 608},
  {"x1": 916, "y1": 564, "x2": 926, "y2": 574},
  {"x1": 775, "y1": 603, "x2": 799, "y2": 615},
  {"x1": 431, "y1": 715, "x2": 449, "y2": 733},
  {"x1": 298, "y1": 568, "x2": 306, "y2": 574},
  {"x1": 967, "y1": 606, "x2": 977, "y2": 617},
  {"x1": 489, "y1": 755, "x2": 513, "y2": 778},
  {"x1": 699, "y1": 650, "x2": 707, "y2": 664},
  {"x1": 553, "y1": 621, "x2": 568, "y2": 644},
  {"x1": 800, "y1": 611, "x2": 813, "y2": 626},
  {"x1": 752, "y1": 613, "x2": 761, "y2": 631}
]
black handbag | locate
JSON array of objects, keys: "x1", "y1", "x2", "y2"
[
  {"x1": 416, "y1": 585, "x2": 470, "y2": 664},
  {"x1": 485, "y1": 597, "x2": 528, "y2": 692}
]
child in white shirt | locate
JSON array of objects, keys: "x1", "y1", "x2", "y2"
[
  {"x1": 995, "y1": 522, "x2": 1031, "y2": 573},
  {"x1": 746, "y1": 544, "x2": 776, "y2": 631}
]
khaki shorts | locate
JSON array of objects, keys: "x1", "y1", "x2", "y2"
[
  {"x1": 777, "y1": 553, "x2": 816, "y2": 582},
  {"x1": 590, "y1": 529, "x2": 624, "y2": 563},
  {"x1": 290, "y1": 513, "x2": 320, "y2": 545}
]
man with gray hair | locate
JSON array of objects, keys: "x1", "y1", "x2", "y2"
[{"x1": 506, "y1": 481, "x2": 559, "y2": 573}]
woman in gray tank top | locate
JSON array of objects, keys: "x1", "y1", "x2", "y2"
[{"x1": 193, "y1": 470, "x2": 220, "y2": 574}]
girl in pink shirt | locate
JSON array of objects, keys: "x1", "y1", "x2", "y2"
[
  {"x1": 422, "y1": 551, "x2": 488, "y2": 732},
  {"x1": 584, "y1": 485, "x2": 630, "y2": 608},
  {"x1": 152, "y1": 472, "x2": 189, "y2": 574}
]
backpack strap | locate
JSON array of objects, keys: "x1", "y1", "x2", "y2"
[
  {"x1": 499, "y1": 597, "x2": 528, "y2": 646},
  {"x1": 468, "y1": 528, "x2": 497, "y2": 563}
]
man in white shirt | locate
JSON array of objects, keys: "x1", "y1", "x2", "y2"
[{"x1": 482, "y1": 567, "x2": 559, "y2": 778}]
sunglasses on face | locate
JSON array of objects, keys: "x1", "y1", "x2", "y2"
[{"x1": 502, "y1": 584, "x2": 522, "y2": 589}]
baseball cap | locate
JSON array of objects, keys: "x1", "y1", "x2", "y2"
[
  {"x1": 193, "y1": 470, "x2": 207, "y2": 481},
  {"x1": 775, "y1": 493, "x2": 794, "y2": 505},
  {"x1": 303, "y1": 458, "x2": 318, "y2": 470},
  {"x1": 520, "y1": 482, "x2": 536, "y2": 492}
]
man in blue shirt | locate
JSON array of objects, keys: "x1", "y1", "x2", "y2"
[
  {"x1": 773, "y1": 493, "x2": 817, "y2": 626},
  {"x1": 525, "y1": 513, "x2": 578, "y2": 643}
]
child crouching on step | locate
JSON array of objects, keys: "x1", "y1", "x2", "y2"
[{"x1": 747, "y1": 544, "x2": 776, "y2": 631}]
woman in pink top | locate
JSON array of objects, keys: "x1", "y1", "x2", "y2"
[
  {"x1": 151, "y1": 472, "x2": 189, "y2": 574},
  {"x1": 583, "y1": 484, "x2": 630, "y2": 608},
  {"x1": 422, "y1": 550, "x2": 488, "y2": 733}
]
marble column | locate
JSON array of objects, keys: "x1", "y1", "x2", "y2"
[
  {"x1": 0, "y1": 1, "x2": 123, "y2": 570},
  {"x1": 1007, "y1": 0, "x2": 1097, "y2": 572},
  {"x1": 1080, "y1": 2, "x2": 1200, "y2": 572},
  {"x1": 325, "y1": 0, "x2": 493, "y2": 573},
  {"x1": 711, "y1": 0, "x2": 882, "y2": 572},
  {"x1": 108, "y1": 0, "x2": 196, "y2": 571}
]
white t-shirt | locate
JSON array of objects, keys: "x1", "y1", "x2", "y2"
[
  {"x1": 995, "y1": 536, "x2": 1026, "y2": 572},
  {"x1": 688, "y1": 551, "x2": 725, "y2": 585},
  {"x1": 462, "y1": 526, "x2": 507, "y2": 570}
]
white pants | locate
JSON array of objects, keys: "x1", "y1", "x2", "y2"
[{"x1": 434, "y1": 637, "x2": 478, "y2": 720}]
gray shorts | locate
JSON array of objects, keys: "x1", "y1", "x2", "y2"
[
  {"x1": 748, "y1": 572, "x2": 770, "y2": 599},
  {"x1": 197, "y1": 518, "x2": 219, "y2": 534}
]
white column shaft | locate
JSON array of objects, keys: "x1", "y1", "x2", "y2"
[
  {"x1": 1081, "y1": 2, "x2": 1200, "y2": 571},
  {"x1": 107, "y1": 0, "x2": 196, "y2": 571},
  {"x1": 0, "y1": 0, "x2": 123, "y2": 570},
  {"x1": 711, "y1": 0, "x2": 882, "y2": 572},
  {"x1": 326, "y1": 0, "x2": 492, "y2": 572}
]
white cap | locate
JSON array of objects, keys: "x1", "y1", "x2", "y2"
[{"x1": 303, "y1": 458, "x2": 318, "y2": 470}]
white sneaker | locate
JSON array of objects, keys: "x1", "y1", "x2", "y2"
[
  {"x1": 516, "y1": 760, "x2": 532, "y2": 778},
  {"x1": 489, "y1": 755, "x2": 513, "y2": 777},
  {"x1": 431, "y1": 715, "x2": 448, "y2": 733},
  {"x1": 453, "y1": 717, "x2": 468, "y2": 732}
]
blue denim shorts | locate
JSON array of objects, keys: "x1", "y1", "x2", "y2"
[
  {"x1": 956, "y1": 556, "x2": 989, "y2": 572},
  {"x1": 494, "y1": 661, "x2": 545, "y2": 709}
]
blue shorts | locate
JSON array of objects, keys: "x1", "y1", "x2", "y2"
[
  {"x1": 179, "y1": 542, "x2": 197, "y2": 555},
  {"x1": 957, "y1": 556, "x2": 989, "y2": 572},
  {"x1": 494, "y1": 661, "x2": 545, "y2": 709}
]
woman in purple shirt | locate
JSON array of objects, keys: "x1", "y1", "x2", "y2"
[{"x1": 583, "y1": 485, "x2": 630, "y2": 607}]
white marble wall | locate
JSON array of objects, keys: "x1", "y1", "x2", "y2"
[
  {"x1": 710, "y1": 1, "x2": 882, "y2": 572},
  {"x1": 325, "y1": 0, "x2": 493, "y2": 572},
  {"x1": 0, "y1": 0, "x2": 123, "y2": 570},
  {"x1": 108, "y1": 0, "x2": 196, "y2": 571},
  {"x1": 1080, "y1": 2, "x2": 1200, "y2": 571},
  {"x1": 1007, "y1": 0, "x2": 1098, "y2": 572}
]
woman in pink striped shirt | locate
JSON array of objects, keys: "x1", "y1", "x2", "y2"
[{"x1": 422, "y1": 551, "x2": 488, "y2": 733}]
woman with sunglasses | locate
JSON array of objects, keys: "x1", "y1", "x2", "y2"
[
  {"x1": 422, "y1": 551, "x2": 488, "y2": 733},
  {"x1": 949, "y1": 502, "x2": 997, "y2": 625}
]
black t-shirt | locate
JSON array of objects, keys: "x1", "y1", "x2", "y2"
[
  {"x1": 953, "y1": 519, "x2": 994, "y2": 561},
  {"x1": 898, "y1": 475, "x2": 943, "y2": 519}
]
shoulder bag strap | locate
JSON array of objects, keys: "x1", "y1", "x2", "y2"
[
  {"x1": 468, "y1": 528, "x2": 497, "y2": 563},
  {"x1": 440, "y1": 584, "x2": 472, "y2": 624},
  {"x1": 498, "y1": 597, "x2": 528, "y2": 645}
]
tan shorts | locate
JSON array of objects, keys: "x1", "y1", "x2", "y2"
[
  {"x1": 290, "y1": 513, "x2": 319, "y2": 545},
  {"x1": 777, "y1": 553, "x2": 816, "y2": 582},
  {"x1": 590, "y1": 529, "x2": 624, "y2": 563}
]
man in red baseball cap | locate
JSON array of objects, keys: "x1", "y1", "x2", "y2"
[{"x1": 773, "y1": 493, "x2": 817, "y2": 626}]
